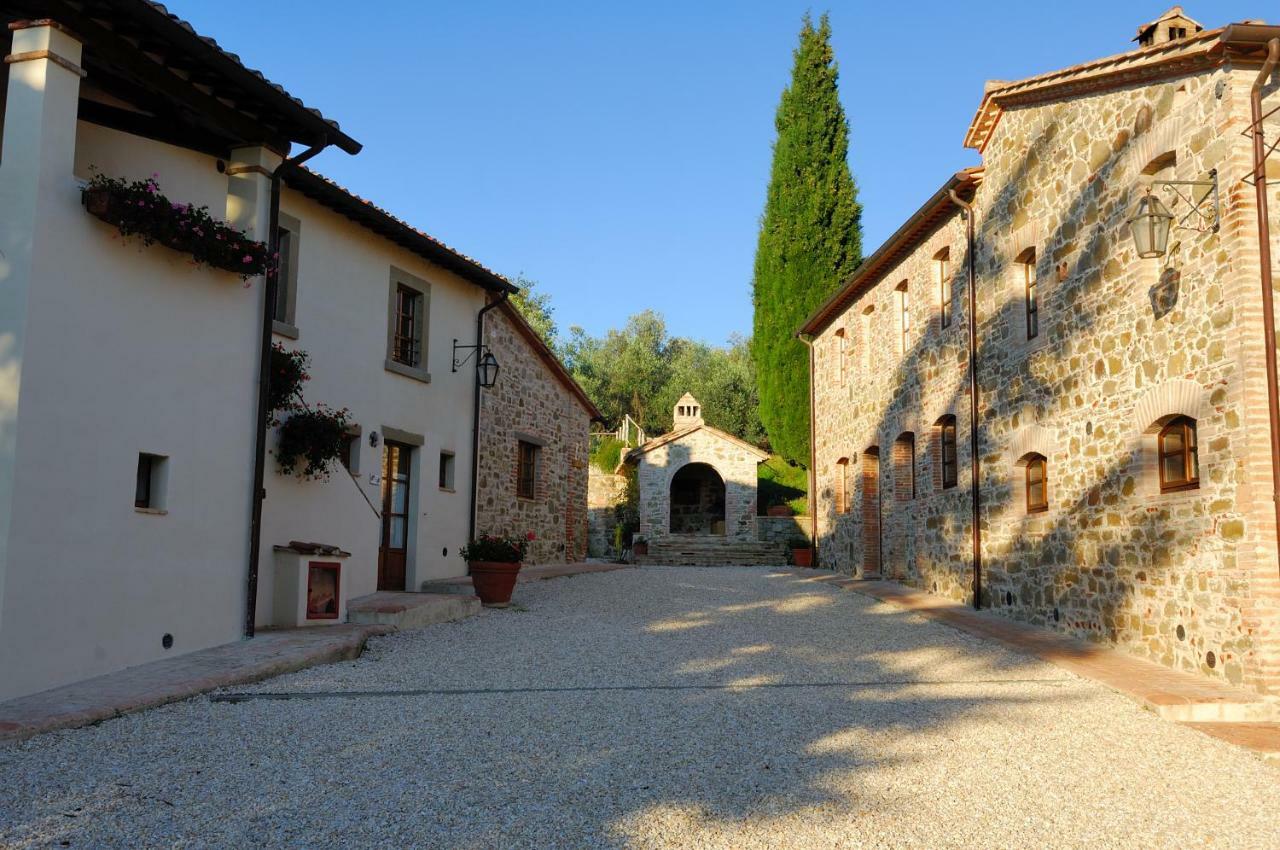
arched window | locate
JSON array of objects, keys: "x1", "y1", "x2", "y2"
[
  {"x1": 834, "y1": 458, "x2": 850, "y2": 514},
  {"x1": 893, "y1": 432, "x2": 916, "y2": 501},
  {"x1": 1025, "y1": 453, "x2": 1048, "y2": 513},
  {"x1": 936, "y1": 415, "x2": 958, "y2": 490},
  {"x1": 935, "y1": 248, "x2": 952, "y2": 329},
  {"x1": 1158, "y1": 416, "x2": 1199, "y2": 492},
  {"x1": 1017, "y1": 247, "x2": 1038, "y2": 341}
]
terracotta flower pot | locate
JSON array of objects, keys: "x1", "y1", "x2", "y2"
[
  {"x1": 83, "y1": 187, "x2": 114, "y2": 220},
  {"x1": 633, "y1": 542, "x2": 649, "y2": 556},
  {"x1": 469, "y1": 560, "x2": 522, "y2": 607},
  {"x1": 791, "y1": 547, "x2": 813, "y2": 568},
  {"x1": 767, "y1": 505, "x2": 794, "y2": 517}
]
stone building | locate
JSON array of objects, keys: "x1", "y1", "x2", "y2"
[
  {"x1": 623, "y1": 395, "x2": 779, "y2": 565},
  {"x1": 474, "y1": 301, "x2": 602, "y2": 565},
  {"x1": 801, "y1": 10, "x2": 1280, "y2": 694}
]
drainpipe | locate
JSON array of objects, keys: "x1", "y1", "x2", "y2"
[
  {"x1": 467, "y1": 291, "x2": 511, "y2": 550},
  {"x1": 798, "y1": 334, "x2": 819, "y2": 565},
  {"x1": 244, "y1": 140, "x2": 329, "y2": 639},
  {"x1": 949, "y1": 187, "x2": 984, "y2": 610},
  {"x1": 1249, "y1": 37, "x2": 1280, "y2": 577}
]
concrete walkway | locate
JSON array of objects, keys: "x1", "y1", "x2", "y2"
[
  {"x1": 0, "y1": 625, "x2": 391, "y2": 743},
  {"x1": 2, "y1": 566, "x2": 1276, "y2": 849}
]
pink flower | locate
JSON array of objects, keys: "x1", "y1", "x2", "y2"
[{"x1": 242, "y1": 255, "x2": 253, "y2": 264}]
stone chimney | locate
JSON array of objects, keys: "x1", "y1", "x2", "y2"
[
  {"x1": 1134, "y1": 6, "x2": 1204, "y2": 48},
  {"x1": 673, "y1": 393, "x2": 704, "y2": 429}
]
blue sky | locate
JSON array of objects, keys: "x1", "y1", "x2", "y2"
[{"x1": 177, "y1": 2, "x2": 1263, "y2": 344}]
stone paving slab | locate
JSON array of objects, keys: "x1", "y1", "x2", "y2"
[
  {"x1": 0, "y1": 624, "x2": 391, "y2": 743},
  {"x1": 347, "y1": 591, "x2": 481, "y2": 628},
  {"x1": 420, "y1": 561, "x2": 628, "y2": 592},
  {"x1": 1183, "y1": 722, "x2": 1280, "y2": 762},
  {"x1": 793, "y1": 571, "x2": 1280, "y2": 737}
]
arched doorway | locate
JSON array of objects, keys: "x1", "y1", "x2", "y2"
[{"x1": 669, "y1": 463, "x2": 726, "y2": 536}]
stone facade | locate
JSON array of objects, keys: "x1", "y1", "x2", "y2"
[
  {"x1": 587, "y1": 465, "x2": 630, "y2": 558},
  {"x1": 807, "y1": 22, "x2": 1280, "y2": 695},
  {"x1": 475, "y1": 303, "x2": 599, "y2": 565},
  {"x1": 757, "y1": 515, "x2": 813, "y2": 546},
  {"x1": 626, "y1": 396, "x2": 770, "y2": 546}
]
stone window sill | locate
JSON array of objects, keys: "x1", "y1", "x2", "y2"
[
  {"x1": 439, "y1": 486, "x2": 456, "y2": 493},
  {"x1": 272, "y1": 320, "x2": 300, "y2": 340},
  {"x1": 384, "y1": 358, "x2": 431, "y2": 384},
  {"x1": 135, "y1": 507, "x2": 168, "y2": 516}
]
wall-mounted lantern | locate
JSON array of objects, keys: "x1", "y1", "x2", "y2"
[
  {"x1": 1126, "y1": 168, "x2": 1219, "y2": 259},
  {"x1": 368, "y1": 430, "x2": 379, "y2": 448},
  {"x1": 452, "y1": 339, "x2": 501, "y2": 389}
]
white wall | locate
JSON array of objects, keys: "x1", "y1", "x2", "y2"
[
  {"x1": 255, "y1": 189, "x2": 486, "y2": 622},
  {"x1": 0, "y1": 117, "x2": 261, "y2": 701}
]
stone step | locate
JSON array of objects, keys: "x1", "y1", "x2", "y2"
[
  {"x1": 346, "y1": 592, "x2": 480, "y2": 629},
  {"x1": 639, "y1": 539, "x2": 789, "y2": 567}
]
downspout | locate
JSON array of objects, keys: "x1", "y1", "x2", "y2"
[
  {"x1": 1249, "y1": 37, "x2": 1280, "y2": 577},
  {"x1": 949, "y1": 187, "x2": 984, "y2": 609},
  {"x1": 467, "y1": 291, "x2": 511, "y2": 550},
  {"x1": 798, "y1": 334, "x2": 819, "y2": 565},
  {"x1": 244, "y1": 140, "x2": 329, "y2": 639}
]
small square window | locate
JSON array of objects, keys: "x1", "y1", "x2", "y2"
[
  {"x1": 439, "y1": 450, "x2": 456, "y2": 490},
  {"x1": 135, "y1": 453, "x2": 168, "y2": 511}
]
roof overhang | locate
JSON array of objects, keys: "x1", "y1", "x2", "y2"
[
  {"x1": 796, "y1": 168, "x2": 982, "y2": 338},
  {"x1": 964, "y1": 22, "x2": 1280, "y2": 152},
  {"x1": 285, "y1": 167, "x2": 517, "y2": 295},
  {"x1": 3, "y1": 0, "x2": 361, "y2": 157}
]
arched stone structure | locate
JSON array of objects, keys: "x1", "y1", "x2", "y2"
[{"x1": 668, "y1": 462, "x2": 726, "y2": 535}]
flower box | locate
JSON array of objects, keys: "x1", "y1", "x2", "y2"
[{"x1": 81, "y1": 173, "x2": 270, "y2": 280}]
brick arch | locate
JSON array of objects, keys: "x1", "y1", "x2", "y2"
[
  {"x1": 1132, "y1": 378, "x2": 1206, "y2": 434},
  {"x1": 1126, "y1": 114, "x2": 1185, "y2": 181},
  {"x1": 1007, "y1": 424, "x2": 1052, "y2": 469}
]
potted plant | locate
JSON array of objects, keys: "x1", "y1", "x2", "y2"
[
  {"x1": 460, "y1": 532, "x2": 534, "y2": 607},
  {"x1": 766, "y1": 502, "x2": 795, "y2": 517},
  {"x1": 632, "y1": 534, "x2": 649, "y2": 557},
  {"x1": 788, "y1": 537, "x2": 814, "y2": 568}
]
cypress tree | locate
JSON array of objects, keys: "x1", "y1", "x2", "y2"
[{"x1": 751, "y1": 13, "x2": 862, "y2": 467}]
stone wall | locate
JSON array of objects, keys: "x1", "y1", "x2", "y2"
[
  {"x1": 587, "y1": 464, "x2": 629, "y2": 558},
  {"x1": 757, "y1": 516, "x2": 812, "y2": 545},
  {"x1": 811, "y1": 64, "x2": 1280, "y2": 694},
  {"x1": 634, "y1": 427, "x2": 762, "y2": 544},
  {"x1": 476, "y1": 307, "x2": 592, "y2": 565}
]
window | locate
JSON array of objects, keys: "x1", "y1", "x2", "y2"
[
  {"x1": 517, "y1": 440, "x2": 539, "y2": 499},
  {"x1": 135, "y1": 453, "x2": 168, "y2": 511},
  {"x1": 937, "y1": 415, "x2": 958, "y2": 490},
  {"x1": 835, "y1": 458, "x2": 850, "y2": 514},
  {"x1": 936, "y1": 248, "x2": 952, "y2": 329},
  {"x1": 893, "y1": 433, "x2": 915, "y2": 501},
  {"x1": 1025, "y1": 454, "x2": 1048, "y2": 513},
  {"x1": 339, "y1": 431, "x2": 360, "y2": 474},
  {"x1": 835, "y1": 329, "x2": 847, "y2": 388},
  {"x1": 897, "y1": 282, "x2": 910, "y2": 353},
  {"x1": 439, "y1": 450, "x2": 456, "y2": 490},
  {"x1": 385, "y1": 268, "x2": 430, "y2": 381},
  {"x1": 860, "y1": 305, "x2": 874, "y2": 372},
  {"x1": 270, "y1": 213, "x2": 303, "y2": 337},
  {"x1": 1158, "y1": 417, "x2": 1199, "y2": 492},
  {"x1": 1019, "y1": 248, "x2": 1038, "y2": 341}
]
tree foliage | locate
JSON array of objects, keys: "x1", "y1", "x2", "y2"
[
  {"x1": 508, "y1": 274, "x2": 559, "y2": 347},
  {"x1": 751, "y1": 13, "x2": 862, "y2": 467},
  {"x1": 561, "y1": 312, "x2": 764, "y2": 444}
]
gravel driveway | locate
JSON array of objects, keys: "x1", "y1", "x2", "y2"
[{"x1": 2, "y1": 566, "x2": 1278, "y2": 849}]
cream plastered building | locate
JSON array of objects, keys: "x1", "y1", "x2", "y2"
[
  {"x1": 802, "y1": 10, "x2": 1280, "y2": 694},
  {"x1": 0, "y1": 4, "x2": 591, "y2": 702}
]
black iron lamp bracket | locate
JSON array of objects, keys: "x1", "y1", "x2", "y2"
[
  {"x1": 1150, "y1": 169, "x2": 1220, "y2": 234},
  {"x1": 452, "y1": 339, "x2": 488, "y2": 373}
]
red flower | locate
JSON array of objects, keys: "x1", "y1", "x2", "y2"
[{"x1": 525, "y1": 532, "x2": 536, "y2": 541}]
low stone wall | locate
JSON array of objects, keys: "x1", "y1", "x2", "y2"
[
  {"x1": 757, "y1": 516, "x2": 812, "y2": 545},
  {"x1": 588, "y1": 466, "x2": 629, "y2": 558}
]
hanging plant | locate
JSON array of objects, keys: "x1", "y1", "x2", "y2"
[
  {"x1": 81, "y1": 169, "x2": 272, "y2": 281},
  {"x1": 275, "y1": 404, "x2": 352, "y2": 479},
  {"x1": 269, "y1": 342, "x2": 311, "y2": 424}
]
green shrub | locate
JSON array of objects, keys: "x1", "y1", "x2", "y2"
[{"x1": 591, "y1": 436, "x2": 625, "y2": 473}]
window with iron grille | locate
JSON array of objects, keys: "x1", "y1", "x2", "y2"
[
  {"x1": 517, "y1": 441, "x2": 539, "y2": 499},
  {"x1": 938, "y1": 416, "x2": 958, "y2": 489},
  {"x1": 936, "y1": 249, "x2": 952, "y2": 329},
  {"x1": 393, "y1": 285, "x2": 423, "y2": 367},
  {"x1": 1021, "y1": 249, "x2": 1039, "y2": 341}
]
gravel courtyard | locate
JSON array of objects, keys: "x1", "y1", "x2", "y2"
[{"x1": 2, "y1": 565, "x2": 1279, "y2": 849}]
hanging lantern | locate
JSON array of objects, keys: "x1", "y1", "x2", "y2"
[
  {"x1": 1127, "y1": 192, "x2": 1174, "y2": 259},
  {"x1": 477, "y1": 351, "x2": 500, "y2": 389}
]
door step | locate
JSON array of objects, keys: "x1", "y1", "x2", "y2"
[{"x1": 346, "y1": 591, "x2": 479, "y2": 629}]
